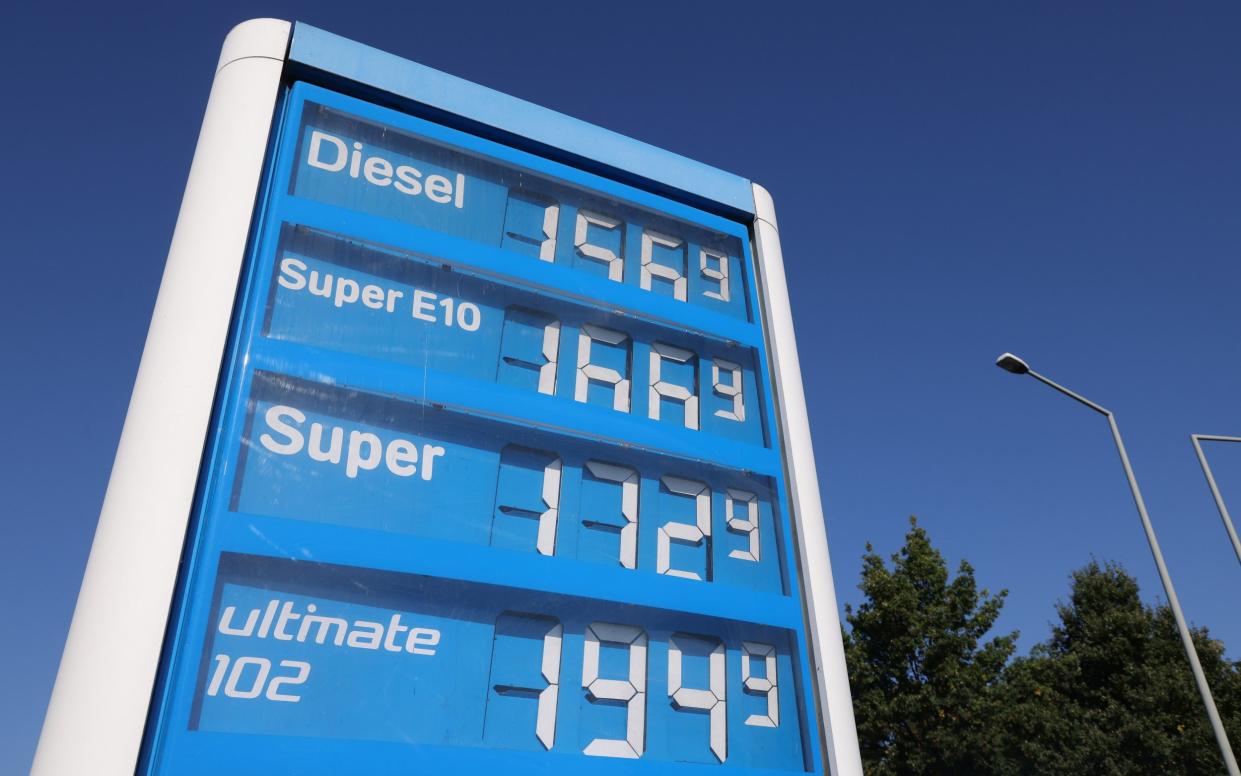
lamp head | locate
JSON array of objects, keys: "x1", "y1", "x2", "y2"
[{"x1": 995, "y1": 352, "x2": 1030, "y2": 375}]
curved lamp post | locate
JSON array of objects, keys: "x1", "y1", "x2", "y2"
[
  {"x1": 1190, "y1": 434, "x2": 1241, "y2": 567},
  {"x1": 996, "y1": 353, "x2": 1239, "y2": 776}
]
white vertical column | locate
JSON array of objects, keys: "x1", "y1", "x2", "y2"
[
  {"x1": 750, "y1": 183, "x2": 863, "y2": 776},
  {"x1": 32, "y1": 19, "x2": 291, "y2": 776}
]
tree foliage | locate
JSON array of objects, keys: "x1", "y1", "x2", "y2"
[
  {"x1": 843, "y1": 517, "x2": 1017, "y2": 774},
  {"x1": 996, "y1": 561, "x2": 1241, "y2": 775},
  {"x1": 844, "y1": 525, "x2": 1241, "y2": 776}
]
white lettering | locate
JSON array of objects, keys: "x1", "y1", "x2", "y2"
[
  {"x1": 303, "y1": 133, "x2": 465, "y2": 208},
  {"x1": 307, "y1": 424, "x2": 342, "y2": 464},
  {"x1": 363, "y1": 156, "x2": 393, "y2": 186},
  {"x1": 276, "y1": 265, "x2": 481, "y2": 331},
  {"x1": 412, "y1": 290, "x2": 436, "y2": 321},
  {"x1": 425, "y1": 174, "x2": 453, "y2": 203},
  {"x1": 347, "y1": 621, "x2": 384, "y2": 650},
  {"x1": 216, "y1": 599, "x2": 441, "y2": 662},
  {"x1": 394, "y1": 165, "x2": 423, "y2": 195},
  {"x1": 296, "y1": 604, "x2": 348, "y2": 646},
  {"x1": 307, "y1": 131, "x2": 347, "y2": 172},
  {"x1": 406, "y1": 628, "x2": 441, "y2": 655},
  {"x1": 384, "y1": 614, "x2": 409, "y2": 652},
  {"x1": 345, "y1": 431, "x2": 382, "y2": 479},
  {"x1": 218, "y1": 606, "x2": 258, "y2": 637},
  {"x1": 308, "y1": 271, "x2": 332, "y2": 298},
  {"x1": 273, "y1": 601, "x2": 301, "y2": 641},
  {"x1": 333, "y1": 277, "x2": 360, "y2": 308},
  {"x1": 259, "y1": 406, "x2": 304, "y2": 455},
  {"x1": 278, "y1": 257, "x2": 307, "y2": 290},
  {"x1": 256, "y1": 600, "x2": 278, "y2": 638},
  {"x1": 386, "y1": 438, "x2": 418, "y2": 477},
  {"x1": 258, "y1": 405, "x2": 444, "y2": 482},
  {"x1": 362, "y1": 284, "x2": 385, "y2": 309},
  {"x1": 420, "y1": 445, "x2": 445, "y2": 481}
]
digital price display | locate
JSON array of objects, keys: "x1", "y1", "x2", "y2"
[{"x1": 138, "y1": 81, "x2": 828, "y2": 774}]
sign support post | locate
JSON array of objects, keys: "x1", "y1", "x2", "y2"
[
  {"x1": 752, "y1": 184, "x2": 863, "y2": 774},
  {"x1": 32, "y1": 19, "x2": 291, "y2": 776}
]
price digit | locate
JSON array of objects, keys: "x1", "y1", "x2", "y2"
[
  {"x1": 499, "y1": 307, "x2": 560, "y2": 396},
  {"x1": 503, "y1": 192, "x2": 559, "y2": 262},
  {"x1": 583, "y1": 461, "x2": 639, "y2": 569},
  {"x1": 668, "y1": 633, "x2": 727, "y2": 762},
  {"x1": 576, "y1": 324, "x2": 631, "y2": 412},
  {"x1": 575, "y1": 210, "x2": 624, "y2": 281},
  {"x1": 742, "y1": 641, "x2": 779, "y2": 727},
  {"x1": 489, "y1": 613, "x2": 563, "y2": 750},
  {"x1": 712, "y1": 358, "x2": 745, "y2": 422},
  {"x1": 700, "y1": 248, "x2": 730, "y2": 302},
  {"x1": 495, "y1": 446, "x2": 562, "y2": 556},
  {"x1": 657, "y1": 476, "x2": 712, "y2": 581},
  {"x1": 640, "y1": 230, "x2": 687, "y2": 300},
  {"x1": 648, "y1": 342, "x2": 698, "y2": 430},
  {"x1": 582, "y1": 622, "x2": 647, "y2": 759},
  {"x1": 726, "y1": 489, "x2": 760, "y2": 562}
]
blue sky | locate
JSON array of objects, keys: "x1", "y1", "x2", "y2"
[{"x1": 3, "y1": 1, "x2": 1241, "y2": 771}]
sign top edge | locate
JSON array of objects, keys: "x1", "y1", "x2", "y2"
[
  {"x1": 217, "y1": 18, "x2": 291, "y2": 72},
  {"x1": 286, "y1": 21, "x2": 758, "y2": 217}
]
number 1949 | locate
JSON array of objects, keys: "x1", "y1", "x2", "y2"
[{"x1": 488, "y1": 612, "x2": 781, "y2": 764}]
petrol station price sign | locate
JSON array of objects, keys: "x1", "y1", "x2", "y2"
[{"x1": 33, "y1": 20, "x2": 861, "y2": 776}]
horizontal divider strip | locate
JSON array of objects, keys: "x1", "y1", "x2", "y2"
[
  {"x1": 272, "y1": 194, "x2": 765, "y2": 349},
  {"x1": 216, "y1": 510, "x2": 804, "y2": 630},
  {"x1": 164, "y1": 725, "x2": 806, "y2": 775},
  {"x1": 247, "y1": 340, "x2": 782, "y2": 475}
]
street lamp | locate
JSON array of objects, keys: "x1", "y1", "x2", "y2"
[
  {"x1": 1190, "y1": 434, "x2": 1241, "y2": 567},
  {"x1": 995, "y1": 352, "x2": 1239, "y2": 776}
]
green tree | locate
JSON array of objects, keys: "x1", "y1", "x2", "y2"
[
  {"x1": 997, "y1": 560, "x2": 1241, "y2": 775},
  {"x1": 844, "y1": 517, "x2": 1017, "y2": 775}
]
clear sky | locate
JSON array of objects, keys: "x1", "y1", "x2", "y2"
[{"x1": 3, "y1": 1, "x2": 1240, "y2": 772}]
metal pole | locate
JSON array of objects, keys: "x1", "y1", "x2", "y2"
[
  {"x1": 1190, "y1": 434, "x2": 1241, "y2": 566},
  {"x1": 1025, "y1": 370, "x2": 1240, "y2": 776}
]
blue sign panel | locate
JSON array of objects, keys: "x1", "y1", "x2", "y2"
[{"x1": 140, "y1": 81, "x2": 824, "y2": 774}]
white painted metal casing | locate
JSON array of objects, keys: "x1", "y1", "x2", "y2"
[
  {"x1": 31, "y1": 19, "x2": 292, "y2": 776},
  {"x1": 752, "y1": 184, "x2": 863, "y2": 776}
]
